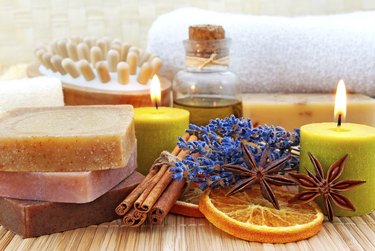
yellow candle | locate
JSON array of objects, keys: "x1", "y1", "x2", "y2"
[
  {"x1": 301, "y1": 123, "x2": 375, "y2": 216},
  {"x1": 300, "y1": 80, "x2": 375, "y2": 216},
  {"x1": 134, "y1": 76, "x2": 189, "y2": 175}
]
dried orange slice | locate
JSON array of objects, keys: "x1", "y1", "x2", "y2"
[
  {"x1": 199, "y1": 186, "x2": 323, "y2": 243},
  {"x1": 171, "y1": 185, "x2": 205, "y2": 218}
]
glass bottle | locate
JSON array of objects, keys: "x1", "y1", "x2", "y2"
[{"x1": 173, "y1": 26, "x2": 242, "y2": 126}]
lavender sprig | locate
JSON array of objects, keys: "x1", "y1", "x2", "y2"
[{"x1": 170, "y1": 115, "x2": 300, "y2": 190}]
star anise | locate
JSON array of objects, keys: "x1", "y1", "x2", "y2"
[
  {"x1": 289, "y1": 152, "x2": 366, "y2": 221},
  {"x1": 221, "y1": 142, "x2": 295, "y2": 210}
]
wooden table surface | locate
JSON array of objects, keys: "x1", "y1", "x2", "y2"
[{"x1": 1, "y1": 212, "x2": 375, "y2": 251}]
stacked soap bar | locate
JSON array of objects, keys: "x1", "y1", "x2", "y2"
[
  {"x1": 0, "y1": 105, "x2": 142, "y2": 237},
  {"x1": 242, "y1": 94, "x2": 375, "y2": 131},
  {"x1": 0, "y1": 172, "x2": 143, "y2": 238},
  {"x1": 0, "y1": 150, "x2": 137, "y2": 203},
  {"x1": 0, "y1": 105, "x2": 136, "y2": 172}
]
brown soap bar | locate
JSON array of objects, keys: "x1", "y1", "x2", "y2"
[
  {"x1": 0, "y1": 172, "x2": 144, "y2": 238},
  {"x1": 0, "y1": 105, "x2": 136, "y2": 172}
]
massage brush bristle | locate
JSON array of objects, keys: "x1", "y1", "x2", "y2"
[
  {"x1": 42, "y1": 53, "x2": 57, "y2": 72},
  {"x1": 137, "y1": 62, "x2": 152, "y2": 85},
  {"x1": 36, "y1": 36, "x2": 162, "y2": 85},
  {"x1": 62, "y1": 58, "x2": 80, "y2": 78},
  {"x1": 120, "y1": 43, "x2": 131, "y2": 61},
  {"x1": 83, "y1": 36, "x2": 97, "y2": 48},
  {"x1": 96, "y1": 62, "x2": 111, "y2": 83},
  {"x1": 107, "y1": 50, "x2": 120, "y2": 72},
  {"x1": 78, "y1": 60, "x2": 95, "y2": 81},
  {"x1": 57, "y1": 39, "x2": 69, "y2": 58},
  {"x1": 150, "y1": 58, "x2": 162, "y2": 79},
  {"x1": 127, "y1": 52, "x2": 138, "y2": 75},
  {"x1": 139, "y1": 52, "x2": 151, "y2": 66},
  {"x1": 51, "y1": 55, "x2": 66, "y2": 75},
  {"x1": 90, "y1": 46, "x2": 103, "y2": 65},
  {"x1": 117, "y1": 62, "x2": 129, "y2": 84},
  {"x1": 77, "y1": 43, "x2": 90, "y2": 61},
  {"x1": 66, "y1": 40, "x2": 79, "y2": 61}
]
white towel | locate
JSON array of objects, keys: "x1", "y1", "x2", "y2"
[
  {"x1": 147, "y1": 8, "x2": 375, "y2": 96},
  {"x1": 0, "y1": 77, "x2": 64, "y2": 115}
]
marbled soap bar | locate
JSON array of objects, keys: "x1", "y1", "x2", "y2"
[
  {"x1": 0, "y1": 149, "x2": 137, "y2": 203},
  {"x1": 242, "y1": 94, "x2": 375, "y2": 131},
  {"x1": 0, "y1": 105, "x2": 136, "y2": 172},
  {"x1": 0, "y1": 172, "x2": 144, "y2": 238}
]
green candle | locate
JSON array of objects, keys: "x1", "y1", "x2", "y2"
[
  {"x1": 134, "y1": 107, "x2": 189, "y2": 175},
  {"x1": 300, "y1": 123, "x2": 375, "y2": 216},
  {"x1": 133, "y1": 76, "x2": 189, "y2": 175},
  {"x1": 300, "y1": 81, "x2": 375, "y2": 216}
]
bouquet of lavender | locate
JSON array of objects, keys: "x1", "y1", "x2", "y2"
[{"x1": 170, "y1": 115, "x2": 300, "y2": 190}]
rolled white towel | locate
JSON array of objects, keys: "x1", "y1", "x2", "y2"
[
  {"x1": 0, "y1": 77, "x2": 64, "y2": 115},
  {"x1": 147, "y1": 8, "x2": 375, "y2": 96}
]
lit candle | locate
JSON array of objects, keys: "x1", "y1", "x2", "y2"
[
  {"x1": 300, "y1": 80, "x2": 375, "y2": 216},
  {"x1": 134, "y1": 76, "x2": 189, "y2": 175}
]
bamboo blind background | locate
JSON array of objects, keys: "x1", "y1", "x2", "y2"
[
  {"x1": 0, "y1": 0, "x2": 374, "y2": 65},
  {"x1": 1, "y1": 214, "x2": 375, "y2": 251}
]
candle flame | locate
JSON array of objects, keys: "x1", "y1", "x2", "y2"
[
  {"x1": 150, "y1": 75, "x2": 161, "y2": 109},
  {"x1": 334, "y1": 80, "x2": 347, "y2": 125}
]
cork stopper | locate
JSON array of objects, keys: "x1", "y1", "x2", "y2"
[{"x1": 189, "y1": 25, "x2": 225, "y2": 41}]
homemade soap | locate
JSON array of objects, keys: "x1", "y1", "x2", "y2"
[
  {"x1": 0, "y1": 172, "x2": 144, "y2": 238},
  {"x1": 0, "y1": 105, "x2": 136, "y2": 172},
  {"x1": 0, "y1": 77, "x2": 64, "y2": 115},
  {"x1": 242, "y1": 94, "x2": 375, "y2": 131},
  {"x1": 0, "y1": 149, "x2": 137, "y2": 203}
]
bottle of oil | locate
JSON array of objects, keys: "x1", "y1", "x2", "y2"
[{"x1": 173, "y1": 25, "x2": 242, "y2": 126}]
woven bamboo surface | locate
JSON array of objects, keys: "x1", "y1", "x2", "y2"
[
  {"x1": 1, "y1": 213, "x2": 375, "y2": 251},
  {"x1": 1, "y1": 0, "x2": 375, "y2": 65}
]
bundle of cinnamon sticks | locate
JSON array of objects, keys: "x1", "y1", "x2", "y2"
[{"x1": 115, "y1": 133, "x2": 197, "y2": 226}]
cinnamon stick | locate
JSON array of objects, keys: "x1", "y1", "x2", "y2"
[
  {"x1": 148, "y1": 178, "x2": 187, "y2": 224},
  {"x1": 115, "y1": 166, "x2": 158, "y2": 216},
  {"x1": 136, "y1": 135, "x2": 197, "y2": 213},
  {"x1": 122, "y1": 208, "x2": 147, "y2": 227},
  {"x1": 133, "y1": 139, "x2": 185, "y2": 212},
  {"x1": 115, "y1": 133, "x2": 190, "y2": 216}
]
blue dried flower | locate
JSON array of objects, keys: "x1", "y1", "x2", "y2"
[{"x1": 171, "y1": 115, "x2": 300, "y2": 191}]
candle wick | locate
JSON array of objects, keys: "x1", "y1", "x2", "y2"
[
  {"x1": 155, "y1": 100, "x2": 159, "y2": 110},
  {"x1": 337, "y1": 114, "x2": 342, "y2": 127}
]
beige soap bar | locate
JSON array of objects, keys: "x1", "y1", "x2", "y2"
[
  {"x1": 242, "y1": 94, "x2": 375, "y2": 131},
  {"x1": 0, "y1": 105, "x2": 135, "y2": 172}
]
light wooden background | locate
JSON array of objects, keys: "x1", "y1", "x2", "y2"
[{"x1": 0, "y1": 0, "x2": 375, "y2": 65}]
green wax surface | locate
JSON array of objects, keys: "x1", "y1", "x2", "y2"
[{"x1": 300, "y1": 122, "x2": 375, "y2": 216}]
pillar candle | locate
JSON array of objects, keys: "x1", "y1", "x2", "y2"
[
  {"x1": 300, "y1": 80, "x2": 375, "y2": 216},
  {"x1": 133, "y1": 76, "x2": 189, "y2": 175},
  {"x1": 300, "y1": 123, "x2": 375, "y2": 216},
  {"x1": 134, "y1": 107, "x2": 189, "y2": 175}
]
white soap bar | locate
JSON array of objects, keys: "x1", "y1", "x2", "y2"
[{"x1": 0, "y1": 77, "x2": 64, "y2": 115}]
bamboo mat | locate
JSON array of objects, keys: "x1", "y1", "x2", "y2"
[{"x1": 0, "y1": 212, "x2": 374, "y2": 251}]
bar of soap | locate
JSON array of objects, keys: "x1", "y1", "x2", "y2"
[
  {"x1": 0, "y1": 105, "x2": 136, "y2": 172},
  {"x1": 242, "y1": 93, "x2": 375, "y2": 131},
  {"x1": 0, "y1": 172, "x2": 144, "y2": 238},
  {"x1": 0, "y1": 77, "x2": 64, "y2": 116},
  {"x1": 0, "y1": 148, "x2": 137, "y2": 203}
]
